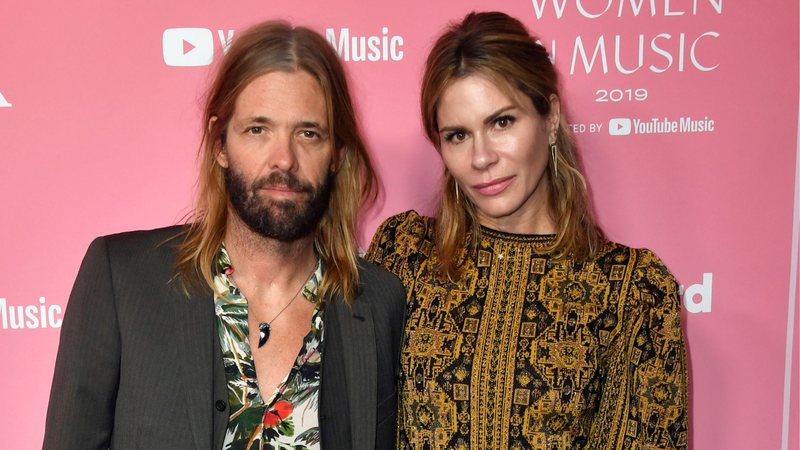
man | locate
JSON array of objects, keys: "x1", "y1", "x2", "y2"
[{"x1": 43, "y1": 21, "x2": 405, "y2": 450}]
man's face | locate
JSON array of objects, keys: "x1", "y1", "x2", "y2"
[{"x1": 216, "y1": 70, "x2": 335, "y2": 241}]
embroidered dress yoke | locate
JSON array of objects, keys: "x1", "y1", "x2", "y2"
[{"x1": 214, "y1": 246, "x2": 324, "y2": 450}]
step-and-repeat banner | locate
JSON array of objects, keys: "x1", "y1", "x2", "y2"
[{"x1": 1, "y1": 1, "x2": 798, "y2": 448}]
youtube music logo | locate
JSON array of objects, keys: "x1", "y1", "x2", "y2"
[
  {"x1": 163, "y1": 28, "x2": 214, "y2": 67},
  {"x1": 608, "y1": 118, "x2": 632, "y2": 136}
]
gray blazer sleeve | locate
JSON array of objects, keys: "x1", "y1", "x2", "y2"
[{"x1": 43, "y1": 237, "x2": 120, "y2": 450}]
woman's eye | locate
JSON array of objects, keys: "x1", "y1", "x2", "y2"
[
  {"x1": 495, "y1": 116, "x2": 515, "y2": 129},
  {"x1": 445, "y1": 131, "x2": 467, "y2": 143}
]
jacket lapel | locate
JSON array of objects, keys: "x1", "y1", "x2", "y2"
[
  {"x1": 171, "y1": 283, "x2": 380, "y2": 449},
  {"x1": 333, "y1": 295, "x2": 377, "y2": 450},
  {"x1": 173, "y1": 287, "x2": 218, "y2": 450}
]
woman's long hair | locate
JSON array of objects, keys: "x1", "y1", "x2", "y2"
[
  {"x1": 174, "y1": 21, "x2": 377, "y2": 303},
  {"x1": 421, "y1": 11, "x2": 603, "y2": 280}
]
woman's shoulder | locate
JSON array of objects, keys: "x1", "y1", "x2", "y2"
[
  {"x1": 365, "y1": 210, "x2": 435, "y2": 272},
  {"x1": 369, "y1": 210, "x2": 434, "y2": 248},
  {"x1": 376, "y1": 210, "x2": 433, "y2": 235},
  {"x1": 594, "y1": 237, "x2": 670, "y2": 267},
  {"x1": 594, "y1": 238, "x2": 679, "y2": 306}
]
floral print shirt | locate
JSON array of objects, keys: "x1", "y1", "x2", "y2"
[{"x1": 214, "y1": 246, "x2": 324, "y2": 450}]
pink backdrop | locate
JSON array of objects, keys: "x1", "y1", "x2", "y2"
[{"x1": 1, "y1": 1, "x2": 798, "y2": 448}]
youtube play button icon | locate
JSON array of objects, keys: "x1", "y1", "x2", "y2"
[
  {"x1": 608, "y1": 118, "x2": 632, "y2": 136},
  {"x1": 163, "y1": 28, "x2": 214, "y2": 67},
  {"x1": 183, "y1": 39, "x2": 196, "y2": 55}
]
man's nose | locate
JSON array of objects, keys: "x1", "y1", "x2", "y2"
[{"x1": 268, "y1": 131, "x2": 299, "y2": 172}]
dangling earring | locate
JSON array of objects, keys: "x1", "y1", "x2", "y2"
[
  {"x1": 549, "y1": 142, "x2": 558, "y2": 176},
  {"x1": 454, "y1": 182, "x2": 460, "y2": 203}
]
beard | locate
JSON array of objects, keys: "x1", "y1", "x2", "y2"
[{"x1": 225, "y1": 167, "x2": 333, "y2": 242}]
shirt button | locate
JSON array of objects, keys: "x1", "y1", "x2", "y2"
[{"x1": 215, "y1": 400, "x2": 227, "y2": 412}]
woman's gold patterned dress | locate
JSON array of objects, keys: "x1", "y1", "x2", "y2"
[{"x1": 366, "y1": 211, "x2": 688, "y2": 450}]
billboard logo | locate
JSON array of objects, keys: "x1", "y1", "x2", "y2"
[
  {"x1": 163, "y1": 28, "x2": 214, "y2": 66},
  {"x1": 680, "y1": 273, "x2": 713, "y2": 313},
  {"x1": 0, "y1": 90, "x2": 11, "y2": 108},
  {"x1": 608, "y1": 118, "x2": 631, "y2": 135}
]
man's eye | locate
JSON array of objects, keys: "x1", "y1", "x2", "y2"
[
  {"x1": 247, "y1": 126, "x2": 264, "y2": 135},
  {"x1": 302, "y1": 130, "x2": 320, "y2": 139}
]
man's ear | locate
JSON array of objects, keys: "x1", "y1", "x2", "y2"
[
  {"x1": 216, "y1": 147, "x2": 229, "y2": 169},
  {"x1": 209, "y1": 116, "x2": 229, "y2": 169}
]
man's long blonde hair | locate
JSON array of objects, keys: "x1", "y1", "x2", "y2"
[{"x1": 174, "y1": 21, "x2": 376, "y2": 303}]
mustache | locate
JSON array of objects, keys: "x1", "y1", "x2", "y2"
[{"x1": 252, "y1": 171, "x2": 313, "y2": 193}]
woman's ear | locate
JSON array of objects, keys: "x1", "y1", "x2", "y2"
[{"x1": 547, "y1": 94, "x2": 561, "y2": 139}]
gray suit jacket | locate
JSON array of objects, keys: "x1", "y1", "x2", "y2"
[{"x1": 42, "y1": 226, "x2": 406, "y2": 450}]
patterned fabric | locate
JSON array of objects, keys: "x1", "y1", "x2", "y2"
[
  {"x1": 366, "y1": 211, "x2": 688, "y2": 450},
  {"x1": 214, "y1": 246, "x2": 324, "y2": 450}
]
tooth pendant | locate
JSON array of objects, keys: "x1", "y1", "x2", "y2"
[{"x1": 258, "y1": 322, "x2": 271, "y2": 348}]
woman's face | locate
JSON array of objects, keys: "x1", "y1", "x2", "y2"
[{"x1": 437, "y1": 74, "x2": 559, "y2": 233}]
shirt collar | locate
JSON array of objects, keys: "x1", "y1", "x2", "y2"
[{"x1": 214, "y1": 243, "x2": 323, "y2": 303}]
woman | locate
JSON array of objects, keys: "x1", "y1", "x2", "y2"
[{"x1": 367, "y1": 11, "x2": 688, "y2": 450}]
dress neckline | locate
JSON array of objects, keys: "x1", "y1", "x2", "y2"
[{"x1": 478, "y1": 225, "x2": 557, "y2": 244}]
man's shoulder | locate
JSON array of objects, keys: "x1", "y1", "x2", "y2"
[
  {"x1": 356, "y1": 258, "x2": 403, "y2": 287},
  {"x1": 355, "y1": 259, "x2": 406, "y2": 309},
  {"x1": 97, "y1": 224, "x2": 188, "y2": 251},
  {"x1": 82, "y1": 225, "x2": 190, "y2": 271}
]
